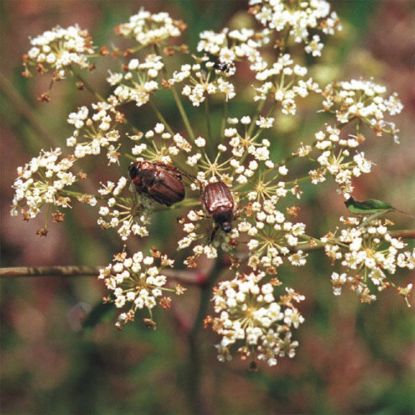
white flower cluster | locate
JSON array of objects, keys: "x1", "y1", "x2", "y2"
[
  {"x1": 108, "y1": 54, "x2": 164, "y2": 108},
  {"x1": 11, "y1": 148, "x2": 77, "y2": 219},
  {"x1": 170, "y1": 61, "x2": 236, "y2": 107},
  {"x1": 310, "y1": 124, "x2": 372, "y2": 197},
  {"x1": 322, "y1": 80, "x2": 403, "y2": 142},
  {"x1": 97, "y1": 177, "x2": 153, "y2": 241},
  {"x1": 116, "y1": 9, "x2": 184, "y2": 46},
  {"x1": 254, "y1": 53, "x2": 320, "y2": 114},
  {"x1": 129, "y1": 122, "x2": 194, "y2": 167},
  {"x1": 311, "y1": 80, "x2": 404, "y2": 196},
  {"x1": 211, "y1": 272, "x2": 304, "y2": 366},
  {"x1": 66, "y1": 102, "x2": 122, "y2": 163},
  {"x1": 197, "y1": 27, "x2": 267, "y2": 69},
  {"x1": 249, "y1": 0, "x2": 340, "y2": 56},
  {"x1": 24, "y1": 25, "x2": 94, "y2": 79},
  {"x1": 99, "y1": 250, "x2": 178, "y2": 328},
  {"x1": 224, "y1": 116, "x2": 276, "y2": 179},
  {"x1": 323, "y1": 217, "x2": 415, "y2": 303},
  {"x1": 171, "y1": 26, "x2": 266, "y2": 107},
  {"x1": 182, "y1": 115, "x2": 276, "y2": 188},
  {"x1": 238, "y1": 201, "x2": 308, "y2": 273}
]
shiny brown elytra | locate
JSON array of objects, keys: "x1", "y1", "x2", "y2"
[
  {"x1": 128, "y1": 161, "x2": 185, "y2": 207},
  {"x1": 201, "y1": 181, "x2": 234, "y2": 233}
]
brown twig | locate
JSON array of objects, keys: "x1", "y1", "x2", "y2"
[
  {"x1": 0, "y1": 265, "x2": 98, "y2": 278},
  {"x1": 0, "y1": 266, "x2": 206, "y2": 285},
  {"x1": 391, "y1": 230, "x2": 415, "y2": 239}
]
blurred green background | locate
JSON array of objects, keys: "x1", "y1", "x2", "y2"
[{"x1": 1, "y1": 1, "x2": 414, "y2": 414}]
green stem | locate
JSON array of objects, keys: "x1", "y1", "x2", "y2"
[
  {"x1": 71, "y1": 68, "x2": 104, "y2": 101},
  {"x1": 124, "y1": 153, "x2": 136, "y2": 161},
  {"x1": 281, "y1": 29, "x2": 291, "y2": 54},
  {"x1": 129, "y1": 44, "x2": 147, "y2": 54},
  {"x1": 171, "y1": 84, "x2": 195, "y2": 141},
  {"x1": 154, "y1": 44, "x2": 195, "y2": 141},
  {"x1": 284, "y1": 173, "x2": 312, "y2": 187},
  {"x1": 247, "y1": 99, "x2": 266, "y2": 137},
  {"x1": 168, "y1": 198, "x2": 200, "y2": 210},
  {"x1": 221, "y1": 100, "x2": 228, "y2": 140},
  {"x1": 205, "y1": 97, "x2": 212, "y2": 143},
  {"x1": 61, "y1": 189, "x2": 108, "y2": 202},
  {"x1": 360, "y1": 210, "x2": 393, "y2": 228},
  {"x1": 62, "y1": 189, "x2": 86, "y2": 198},
  {"x1": 149, "y1": 100, "x2": 175, "y2": 135}
]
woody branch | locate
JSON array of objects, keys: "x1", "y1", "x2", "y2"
[{"x1": 0, "y1": 266, "x2": 207, "y2": 284}]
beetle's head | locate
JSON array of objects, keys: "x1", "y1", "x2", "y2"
[
  {"x1": 213, "y1": 208, "x2": 233, "y2": 233},
  {"x1": 128, "y1": 162, "x2": 140, "y2": 179}
]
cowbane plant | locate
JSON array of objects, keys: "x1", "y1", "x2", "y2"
[{"x1": 11, "y1": 0, "x2": 414, "y2": 368}]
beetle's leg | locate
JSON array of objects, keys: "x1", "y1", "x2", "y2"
[{"x1": 209, "y1": 224, "x2": 219, "y2": 243}]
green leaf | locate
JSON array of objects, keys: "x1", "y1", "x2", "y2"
[{"x1": 345, "y1": 197, "x2": 393, "y2": 215}]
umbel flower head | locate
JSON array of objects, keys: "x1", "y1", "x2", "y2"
[
  {"x1": 210, "y1": 272, "x2": 304, "y2": 366},
  {"x1": 66, "y1": 101, "x2": 124, "y2": 163},
  {"x1": 108, "y1": 54, "x2": 165, "y2": 108},
  {"x1": 23, "y1": 25, "x2": 95, "y2": 80},
  {"x1": 323, "y1": 216, "x2": 415, "y2": 304},
  {"x1": 99, "y1": 249, "x2": 185, "y2": 328},
  {"x1": 116, "y1": 9, "x2": 185, "y2": 46},
  {"x1": 96, "y1": 177, "x2": 153, "y2": 241},
  {"x1": 249, "y1": 0, "x2": 341, "y2": 55},
  {"x1": 11, "y1": 1, "x2": 413, "y2": 368},
  {"x1": 322, "y1": 79, "x2": 403, "y2": 141},
  {"x1": 11, "y1": 148, "x2": 78, "y2": 220}
]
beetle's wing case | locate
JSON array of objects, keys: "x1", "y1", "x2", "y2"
[
  {"x1": 129, "y1": 161, "x2": 185, "y2": 206},
  {"x1": 150, "y1": 183, "x2": 185, "y2": 206},
  {"x1": 154, "y1": 162, "x2": 183, "y2": 179},
  {"x1": 148, "y1": 168, "x2": 185, "y2": 206},
  {"x1": 202, "y1": 182, "x2": 234, "y2": 214}
]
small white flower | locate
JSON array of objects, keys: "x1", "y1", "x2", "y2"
[{"x1": 195, "y1": 136, "x2": 206, "y2": 148}]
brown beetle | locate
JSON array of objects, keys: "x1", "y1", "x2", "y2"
[
  {"x1": 201, "y1": 181, "x2": 234, "y2": 234},
  {"x1": 129, "y1": 161, "x2": 185, "y2": 207}
]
